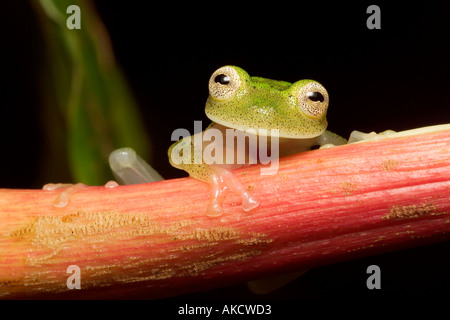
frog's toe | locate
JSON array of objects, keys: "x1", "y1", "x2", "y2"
[
  {"x1": 241, "y1": 190, "x2": 260, "y2": 212},
  {"x1": 109, "y1": 147, "x2": 163, "y2": 184},
  {"x1": 318, "y1": 143, "x2": 336, "y2": 149},
  {"x1": 348, "y1": 130, "x2": 397, "y2": 143},
  {"x1": 43, "y1": 182, "x2": 87, "y2": 208},
  {"x1": 206, "y1": 200, "x2": 225, "y2": 217}
]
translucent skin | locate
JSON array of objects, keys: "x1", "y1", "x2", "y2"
[{"x1": 169, "y1": 66, "x2": 346, "y2": 216}]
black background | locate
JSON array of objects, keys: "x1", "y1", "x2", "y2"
[{"x1": 0, "y1": 1, "x2": 449, "y2": 300}]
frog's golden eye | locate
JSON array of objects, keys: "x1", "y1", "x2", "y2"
[
  {"x1": 209, "y1": 66, "x2": 241, "y2": 101},
  {"x1": 297, "y1": 82, "x2": 329, "y2": 119}
]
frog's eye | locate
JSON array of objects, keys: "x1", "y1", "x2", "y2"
[
  {"x1": 297, "y1": 82, "x2": 329, "y2": 118},
  {"x1": 209, "y1": 66, "x2": 241, "y2": 101}
]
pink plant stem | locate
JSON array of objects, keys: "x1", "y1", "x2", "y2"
[{"x1": 0, "y1": 128, "x2": 449, "y2": 299}]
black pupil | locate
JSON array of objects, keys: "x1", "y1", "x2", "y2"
[
  {"x1": 214, "y1": 74, "x2": 231, "y2": 85},
  {"x1": 307, "y1": 92, "x2": 324, "y2": 102}
]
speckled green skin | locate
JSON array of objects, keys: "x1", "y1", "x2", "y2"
[
  {"x1": 205, "y1": 66, "x2": 327, "y2": 138},
  {"x1": 169, "y1": 66, "x2": 336, "y2": 182}
]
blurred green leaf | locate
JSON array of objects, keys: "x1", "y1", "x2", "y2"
[{"x1": 34, "y1": 0, "x2": 151, "y2": 185}]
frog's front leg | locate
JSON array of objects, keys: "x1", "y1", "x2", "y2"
[
  {"x1": 169, "y1": 135, "x2": 260, "y2": 217},
  {"x1": 207, "y1": 166, "x2": 260, "y2": 216}
]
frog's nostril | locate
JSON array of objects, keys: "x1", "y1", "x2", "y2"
[{"x1": 307, "y1": 91, "x2": 325, "y2": 102}]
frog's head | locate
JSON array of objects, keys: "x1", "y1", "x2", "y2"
[{"x1": 205, "y1": 66, "x2": 329, "y2": 138}]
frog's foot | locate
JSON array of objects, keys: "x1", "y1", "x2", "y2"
[
  {"x1": 317, "y1": 130, "x2": 348, "y2": 149},
  {"x1": 349, "y1": 125, "x2": 450, "y2": 143},
  {"x1": 348, "y1": 130, "x2": 397, "y2": 143},
  {"x1": 318, "y1": 143, "x2": 336, "y2": 149},
  {"x1": 206, "y1": 167, "x2": 260, "y2": 217},
  {"x1": 104, "y1": 180, "x2": 119, "y2": 188},
  {"x1": 42, "y1": 183, "x2": 87, "y2": 208}
]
